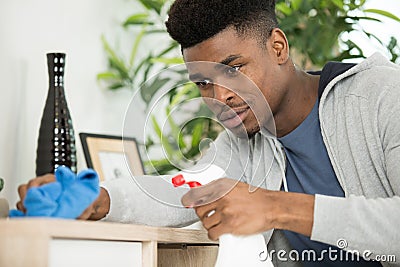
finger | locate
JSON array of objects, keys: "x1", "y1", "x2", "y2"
[
  {"x1": 181, "y1": 178, "x2": 237, "y2": 208},
  {"x1": 195, "y1": 202, "x2": 218, "y2": 220},
  {"x1": 16, "y1": 201, "x2": 26, "y2": 213},
  {"x1": 26, "y1": 174, "x2": 56, "y2": 188},
  {"x1": 17, "y1": 184, "x2": 28, "y2": 206},
  {"x1": 202, "y1": 209, "x2": 222, "y2": 230},
  {"x1": 77, "y1": 205, "x2": 95, "y2": 220},
  {"x1": 16, "y1": 174, "x2": 56, "y2": 212},
  {"x1": 207, "y1": 223, "x2": 230, "y2": 241}
]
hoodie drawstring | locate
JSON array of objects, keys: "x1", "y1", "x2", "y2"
[{"x1": 267, "y1": 137, "x2": 288, "y2": 192}]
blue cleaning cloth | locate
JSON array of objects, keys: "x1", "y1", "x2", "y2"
[{"x1": 9, "y1": 166, "x2": 100, "y2": 219}]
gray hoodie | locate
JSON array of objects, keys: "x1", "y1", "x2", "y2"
[{"x1": 102, "y1": 53, "x2": 400, "y2": 266}]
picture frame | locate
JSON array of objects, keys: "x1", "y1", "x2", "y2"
[{"x1": 79, "y1": 133, "x2": 145, "y2": 181}]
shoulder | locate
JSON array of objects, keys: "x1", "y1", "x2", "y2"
[{"x1": 337, "y1": 54, "x2": 400, "y2": 100}]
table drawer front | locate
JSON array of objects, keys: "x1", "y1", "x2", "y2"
[{"x1": 49, "y1": 239, "x2": 142, "y2": 267}]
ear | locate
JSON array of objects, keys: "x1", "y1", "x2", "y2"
[{"x1": 268, "y1": 28, "x2": 289, "y2": 64}]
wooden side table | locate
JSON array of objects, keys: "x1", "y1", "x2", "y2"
[{"x1": 0, "y1": 218, "x2": 218, "y2": 267}]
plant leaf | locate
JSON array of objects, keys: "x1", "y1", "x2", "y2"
[
  {"x1": 154, "y1": 41, "x2": 180, "y2": 58},
  {"x1": 165, "y1": 105, "x2": 186, "y2": 150},
  {"x1": 138, "y1": 0, "x2": 165, "y2": 14},
  {"x1": 101, "y1": 36, "x2": 131, "y2": 81},
  {"x1": 191, "y1": 120, "x2": 204, "y2": 148},
  {"x1": 346, "y1": 16, "x2": 381, "y2": 23},
  {"x1": 151, "y1": 116, "x2": 175, "y2": 159},
  {"x1": 276, "y1": 2, "x2": 292, "y2": 16},
  {"x1": 140, "y1": 77, "x2": 170, "y2": 104},
  {"x1": 96, "y1": 72, "x2": 120, "y2": 81},
  {"x1": 364, "y1": 9, "x2": 400, "y2": 22},
  {"x1": 150, "y1": 57, "x2": 184, "y2": 65},
  {"x1": 291, "y1": 0, "x2": 302, "y2": 11},
  {"x1": 331, "y1": 0, "x2": 344, "y2": 10},
  {"x1": 109, "y1": 82, "x2": 125, "y2": 90},
  {"x1": 134, "y1": 55, "x2": 153, "y2": 77},
  {"x1": 123, "y1": 13, "x2": 154, "y2": 27},
  {"x1": 130, "y1": 27, "x2": 146, "y2": 66},
  {"x1": 144, "y1": 158, "x2": 178, "y2": 174}
]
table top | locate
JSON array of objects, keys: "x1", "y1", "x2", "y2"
[{"x1": 0, "y1": 218, "x2": 217, "y2": 244}]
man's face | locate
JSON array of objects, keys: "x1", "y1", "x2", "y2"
[{"x1": 183, "y1": 27, "x2": 286, "y2": 138}]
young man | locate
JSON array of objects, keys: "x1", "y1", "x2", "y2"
[{"x1": 15, "y1": 0, "x2": 400, "y2": 266}]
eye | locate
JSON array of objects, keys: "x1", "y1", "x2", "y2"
[
  {"x1": 224, "y1": 65, "x2": 242, "y2": 77},
  {"x1": 195, "y1": 79, "x2": 212, "y2": 89}
]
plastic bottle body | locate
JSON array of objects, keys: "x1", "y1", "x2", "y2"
[
  {"x1": 215, "y1": 234, "x2": 272, "y2": 267},
  {"x1": 174, "y1": 164, "x2": 274, "y2": 266}
]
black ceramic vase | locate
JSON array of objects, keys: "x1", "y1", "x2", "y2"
[{"x1": 35, "y1": 53, "x2": 77, "y2": 176}]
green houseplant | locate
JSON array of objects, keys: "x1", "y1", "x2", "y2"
[
  {"x1": 275, "y1": 0, "x2": 400, "y2": 68},
  {"x1": 98, "y1": 0, "x2": 400, "y2": 174}
]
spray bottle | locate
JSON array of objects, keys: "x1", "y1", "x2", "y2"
[{"x1": 172, "y1": 164, "x2": 274, "y2": 267}]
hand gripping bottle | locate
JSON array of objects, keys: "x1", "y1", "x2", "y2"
[{"x1": 172, "y1": 164, "x2": 274, "y2": 267}]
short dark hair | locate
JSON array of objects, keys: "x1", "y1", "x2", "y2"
[{"x1": 165, "y1": 0, "x2": 279, "y2": 49}]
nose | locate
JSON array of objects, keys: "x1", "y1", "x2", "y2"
[{"x1": 213, "y1": 83, "x2": 235, "y2": 104}]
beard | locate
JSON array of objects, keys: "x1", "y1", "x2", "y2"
[
  {"x1": 246, "y1": 124, "x2": 261, "y2": 138},
  {"x1": 230, "y1": 122, "x2": 260, "y2": 139}
]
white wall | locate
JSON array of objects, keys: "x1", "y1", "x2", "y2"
[{"x1": 0, "y1": 0, "x2": 143, "y2": 206}]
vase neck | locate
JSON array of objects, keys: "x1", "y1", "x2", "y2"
[{"x1": 47, "y1": 53, "x2": 65, "y2": 87}]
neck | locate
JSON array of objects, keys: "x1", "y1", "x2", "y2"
[{"x1": 274, "y1": 66, "x2": 320, "y2": 138}]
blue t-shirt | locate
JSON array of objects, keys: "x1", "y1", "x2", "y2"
[{"x1": 277, "y1": 63, "x2": 381, "y2": 267}]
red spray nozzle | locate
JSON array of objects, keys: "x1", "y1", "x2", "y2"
[
  {"x1": 186, "y1": 181, "x2": 202, "y2": 188},
  {"x1": 172, "y1": 174, "x2": 202, "y2": 188},
  {"x1": 172, "y1": 174, "x2": 185, "y2": 187}
]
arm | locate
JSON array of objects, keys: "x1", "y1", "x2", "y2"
[
  {"x1": 15, "y1": 131, "x2": 242, "y2": 226},
  {"x1": 311, "y1": 194, "x2": 400, "y2": 257},
  {"x1": 87, "y1": 131, "x2": 243, "y2": 225},
  {"x1": 311, "y1": 65, "x2": 400, "y2": 259},
  {"x1": 83, "y1": 177, "x2": 200, "y2": 227},
  {"x1": 96, "y1": 176, "x2": 198, "y2": 227},
  {"x1": 15, "y1": 173, "x2": 198, "y2": 226},
  {"x1": 93, "y1": 130, "x2": 242, "y2": 226}
]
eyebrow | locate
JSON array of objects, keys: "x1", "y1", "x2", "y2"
[
  {"x1": 188, "y1": 55, "x2": 242, "y2": 81},
  {"x1": 218, "y1": 54, "x2": 242, "y2": 66},
  {"x1": 188, "y1": 73, "x2": 204, "y2": 82}
]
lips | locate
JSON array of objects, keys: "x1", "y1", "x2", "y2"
[{"x1": 218, "y1": 106, "x2": 250, "y2": 129}]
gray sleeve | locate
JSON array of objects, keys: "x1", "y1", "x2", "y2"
[
  {"x1": 100, "y1": 130, "x2": 243, "y2": 226},
  {"x1": 101, "y1": 176, "x2": 198, "y2": 227},
  {"x1": 311, "y1": 194, "x2": 400, "y2": 259},
  {"x1": 312, "y1": 67, "x2": 400, "y2": 260}
]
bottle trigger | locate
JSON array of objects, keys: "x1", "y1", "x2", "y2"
[{"x1": 171, "y1": 174, "x2": 202, "y2": 188}]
